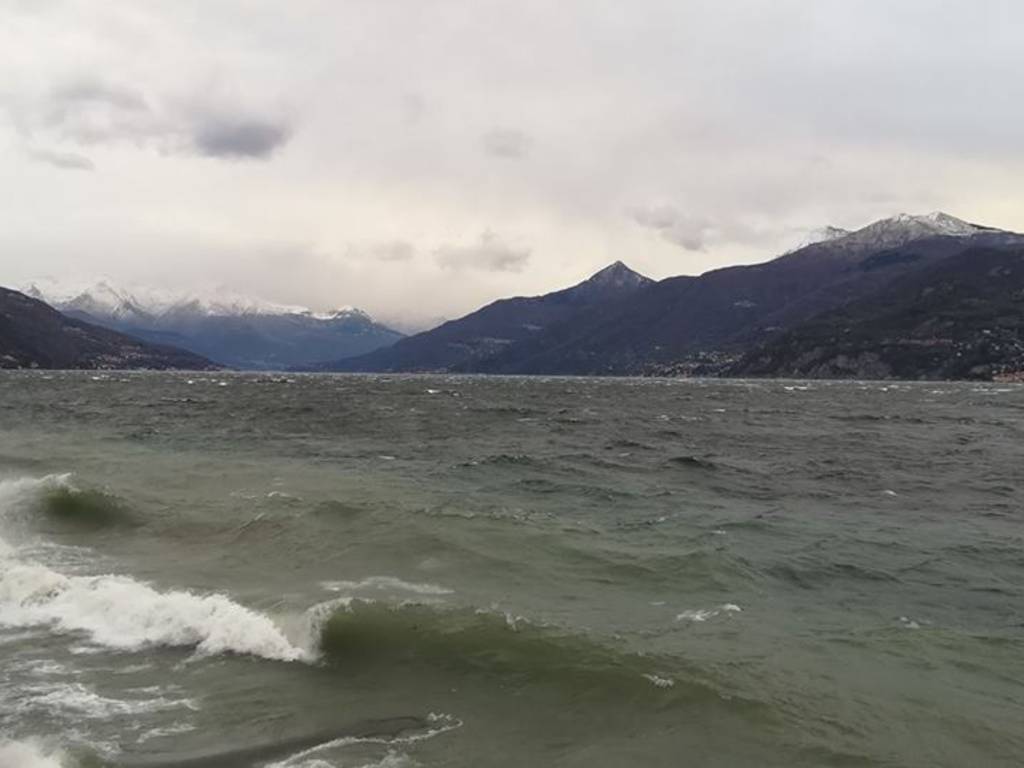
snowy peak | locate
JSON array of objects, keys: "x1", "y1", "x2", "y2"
[
  {"x1": 840, "y1": 211, "x2": 989, "y2": 249},
  {"x1": 783, "y1": 212, "x2": 996, "y2": 258},
  {"x1": 21, "y1": 279, "x2": 377, "y2": 325},
  {"x1": 303, "y1": 306, "x2": 372, "y2": 322},
  {"x1": 159, "y1": 292, "x2": 309, "y2": 319},
  {"x1": 53, "y1": 281, "x2": 154, "y2": 324},
  {"x1": 787, "y1": 226, "x2": 852, "y2": 253}
]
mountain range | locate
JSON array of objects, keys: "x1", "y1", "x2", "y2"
[
  {"x1": 317, "y1": 260, "x2": 652, "y2": 372},
  {"x1": 21, "y1": 282, "x2": 403, "y2": 370},
  {"x1": 315, "y1": 212, "x2": 1024, "y2": 380},
  {"x1": 0, "y1": 287, "x2": 218, "y2": 370},
  {"x1": 3, "y1": 211, "x2": 1023, "y2": 379}
]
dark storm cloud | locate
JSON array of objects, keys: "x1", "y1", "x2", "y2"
[
  {"x1": 191, "y1": 115, "x2": 292, "y2": 159},
  {"x1": 28, "y1": 147, "x2": 95, "y2": 170},
  {"x1": 482, "y1": 128, "x2": 531, "y2": 159},
  {"x1": 435, "y1": 231, "x2": 530, "y2": 272}
]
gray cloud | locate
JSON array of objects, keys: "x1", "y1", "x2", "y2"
[
  {"x1": 191, "y1": 115, "x2": 291, "y2": 159},
  {"x1": 370, "y1": 240, "x2": 415, "y2": 262},
  {"x1": 17, "y1": 77, "x2": 291, "y2": 161},
  {"x1": 40, "y1": 77, "x2": 155, "y2": 145},
  {"x1": 436, "y1": 231, "x2": 530, "y2": 272},
  {"x1": 482, "y1": 129, "x2": 531, "y2": 159},
  {"x1": 630, "y1": 206, "x2": 712, "y2": 252},
  {"x1": 3, "y1": 1, "x2": 1024, "y2": 327},
  {"x1": 29, "y1": 148, "x2": 95, "y2": 170},
  {"x1": 50, "y1": 79, "x2": 148, "y2": 112}
]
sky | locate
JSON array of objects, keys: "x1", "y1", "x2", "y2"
[{"x1": 2, "y1": 1, "x2": 1023, "y2": 329}]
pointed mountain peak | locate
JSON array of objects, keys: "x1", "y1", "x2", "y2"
[
  {"x1": 583, "y1": 260, "x2": 652, "y2": 288},
  {"x1": 553, "y1": 261, "x2": 652, "y2": 304}
]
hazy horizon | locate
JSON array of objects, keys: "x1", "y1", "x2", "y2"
[{"x1": 3, "y1": 1, "x2": 1023, "y2": 328}]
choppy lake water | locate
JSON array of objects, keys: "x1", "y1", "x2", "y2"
[{"x1": 0, "y1": 372, "x2": 1022, "y2": 767}]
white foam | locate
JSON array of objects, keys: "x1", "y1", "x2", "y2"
[
  {"x1": 0, "y1": 473, "x2": 75, "y2": 517},
  {"x1": 361, "y1": 754, "x2": 417, "y2": 768},
  {"x1": 9, "y1": 681, "x2": 194, "y2": 718},
  {"x1": 269, "y1": 713, "x2": 460, "y2": 768},
  {"x1": 0, "y1": 563, "x2": 309, "y2": 661},
  {"x1": 136, "y1": 722, "x2": 197, "y2": 744},
  {"x1": 0, "y1": 476, "x2": 308, "y2": 663},
  {"x1": 642, "y1": 673, "x2": 675, "y2": 689},
  {"x1": 320, "y1": 576, "x2": 453, "y2": 597},
  {"x1": 0, "y1": 738, "x2": 66, "y2": 768},
  {"x1": 676, "y1": 604, "x2": 742, "y2": 623}
]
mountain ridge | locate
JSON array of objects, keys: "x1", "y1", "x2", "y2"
[
  {"x1": 312, "y1": 261, "x2": 653, "y2": 372},
  {"x1": 333, "y1": 211, "x2": 1024, "y2": 379},
  {"x1": 0, "y1": 286, "x2": 220, "y2": 370},
  {"x1": 24, "y1": 280, "x2": 403, "y2": 370}
]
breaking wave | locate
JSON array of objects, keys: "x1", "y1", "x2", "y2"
[
  {"x1": 1, "y1": 473, "x2": 136, "y2": 530},
  {"x1": 0, "y1": 475, "x2": 308, "y2": 663},
  {"x1": 0, "y1": 738, "x2": 65, "y2": 768},
  {"x1": 0, "y1": 561, "x2": 310, "y2": 662}
]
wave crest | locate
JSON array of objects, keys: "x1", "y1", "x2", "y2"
[
  {"x1": 0, "y1": 562, "x2": 309, "y2": 661},
  {"x1": 312, "y1": 600, "x2": 690, "y2": 702},
  {"x1": 0, "y1": 475, "x2": 308, "y2": 663}
]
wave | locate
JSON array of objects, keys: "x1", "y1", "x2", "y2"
[
  {"x1": 267, "y1": 713, "x2": 459, "y2": 768},
  {"x1": 38, "y1": 485, "x2": 137, "y2": 530},
  {"x1": 0, "y1": 738, "x2": 65, "y2": 768},
  {"x1": 676, "y1": 604, "x2": 742, "y2": 623},
  {"x1": 0, "y1": 475, "x2": 308, "y2": 663},
  {"x1": 320, "y1": 576, "x2": 453, "y2": 597},
  {"x1": 0, "y1": 561, "x2": 309, "y2": 662},
  {"x1": 4, "y1": 680, "x2": 196, "y2": 720},
  {"x1": 1, "y1": 473, "x2": 136, "y2": 530},
  {"x1": 113, "y1": 717, "x2": 434, "y2": 768},
  {"x1": 313, "y1": 600, "x2": 697, "y2": 703},
  {"x1": 667, "y1": 455, "x2": 717, "y2": 470},
  {"x1": 459, "y1": 453, "x2": 542, "y2": 468}
]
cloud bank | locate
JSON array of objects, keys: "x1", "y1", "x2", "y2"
[{"x1": 1, "y1": 0, "x2": 1022, "y2": 327}]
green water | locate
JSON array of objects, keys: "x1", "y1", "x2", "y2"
[{"x1": 0, "y1": 372, "x2": 1022, "y2": 767}]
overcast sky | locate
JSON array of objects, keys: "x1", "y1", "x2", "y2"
[{"x1": 2, "y1": 1, "x2": 1023, "y2": 328}]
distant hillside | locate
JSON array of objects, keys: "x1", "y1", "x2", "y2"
[
  {"x1": 466, "y1": 213, "x2": 1024, "y2": 376},
  {"x1": 23, "y1": 281, "x2": 403, "y2": 371},
  {"x1": 0, "y1": 287, "x2": 219, "y2": 370},
  {"x1": 727, "y1": 246, "x2": 1024, "y2": 380},
  {"x1": 316, "y1": 261, "x2": 653, "y2": 372}
]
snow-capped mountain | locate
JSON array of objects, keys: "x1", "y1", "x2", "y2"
[
  {"x1": 23, "y1": 280, "x2": 403, "y2": 370},
  {"x1": 824, "y1": 212, "x2": 990, "y2": 251},
  {"x1": 23, "y1": 280, "x2": 328, "y2": 320},
  {"x1": 785, "y1": 225, "x2": 852, "y2": 253}
]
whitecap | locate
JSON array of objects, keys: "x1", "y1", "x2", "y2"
[
  {"x1": 642, "y1": 673, "x2": 675, "y2": 689},
  {"x1": 676, "y1": 604, "x2": 742, "y2": 623},
  {"x1": 0, "y1": 475, "x2": 308, "y2": 663},
  {"x1": 9, "y1": 681, "x2": 195, "y2": 718},
  {"x1": 0, "y1": 562, "x2": 309, "y2": 662},
  {"x1": 0, "y1": 738, "x2": 65, "y2": 768},
  {"x1": 320, "y1": 576, "x2": 453, "y2": 597},
  {"x1": 136, "y1": 721, "x2": 197, "y2": 744},
  {"x1": 268, "y1": 713, "x2": 460, "y2": 768}
]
